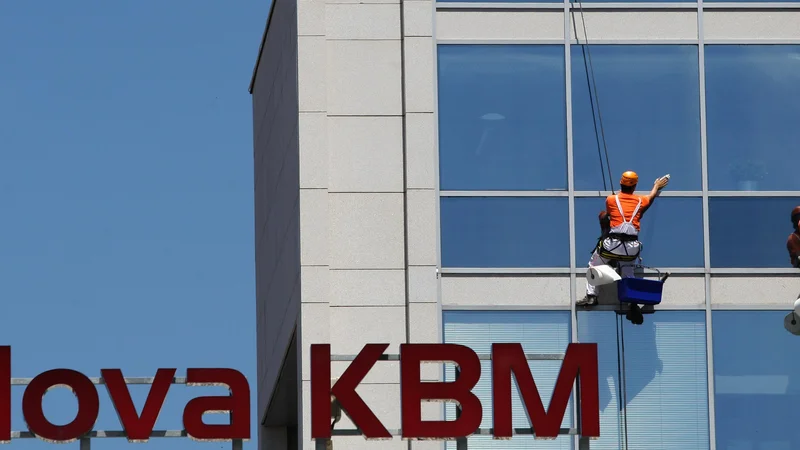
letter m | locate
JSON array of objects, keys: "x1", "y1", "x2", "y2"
[{"x1": 491, "y1": 343, "x2": 599, "y2": 439}]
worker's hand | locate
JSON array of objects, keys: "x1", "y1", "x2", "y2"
[{"x1": 654, "y1": 175, "x2": 670, "y2": 190}]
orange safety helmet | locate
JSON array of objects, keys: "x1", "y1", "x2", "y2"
[{"x1": 620, "y1": 171, "x2": 639, "y2": 187}]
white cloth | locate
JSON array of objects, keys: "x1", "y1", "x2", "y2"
[{"x1": 586, "y1": 243, "x2": 639, "y2": 296}]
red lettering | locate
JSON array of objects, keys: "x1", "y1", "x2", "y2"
[
  {"x1": 492, "y1": 343, "x2": 599, "y2": 439},
  {"x1": 400, "y1": 344, "x2": 482, "y2": 439},
  {"x1": 310, "y1": 344, "x2": 391, "y2": 440},
  {"x1": 183, "y1": 368, "x2": 249, "y2": 441},
  {"x1": 22, "y1": 369, "x2": 99, "y2": 443},
  {"x1": 102, "y1": 368, "x2": 175, "y2": 442},
  {"x1": 0, "y1": 347, "x2": 9, "y2": 443}
]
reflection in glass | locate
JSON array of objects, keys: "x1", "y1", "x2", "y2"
[
  {"x1": 440, "y1": 197, "x2": 569, "y2": 267},
  {"x1": 437, "y1": 45, "x2": 567, "y2": 191},
  {"x1": 713, "y1": 311, "x2": 800, "y2": 448},
  {"x1": 578, "y1": 311, "x2": 709, "y2": 450},
  {"x1": 709, "y1": 197, "x2": 800, "y2": 268},
  {"x1": 571, "y1": 45, "x2": 701, "y2": 191},
  {"x1": 575, "y1": 197, "x2": 704, "y2": 268},
  {"x1": 706, "y1": 45, "x2": 800, "y2": 191},
  {"x1": 443, "y1": 311, "x2": 573, "y2": 450}
]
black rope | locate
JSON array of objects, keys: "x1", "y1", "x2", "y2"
[
  {"x1": 570, "y1": 0, "x2": 615, "y2": 195},
  {"x1": 614, "y1": 315, "x2": 628, "y2": 450},
  {"x1": 619, "y1": 316, "x2": 630, "y2": 448}
]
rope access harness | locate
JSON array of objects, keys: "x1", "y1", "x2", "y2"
[{"x1": 569, "y1": 3, "x2": 631, "y2": 447}]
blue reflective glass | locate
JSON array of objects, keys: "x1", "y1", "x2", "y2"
[
  {"x1": 572, "y1": 45, "x2": 701, "y2": 191},
  {"x1": 574, "y1": 197, "x2": 704, "y2": 267},
  {"x1": 437, "y1": 45, "x2": 567, "y2": 191},
  {"x1": 444, "y1": 311, "x2": 573, "y2": 450},
  {"x1": 709, "y1": 197, "x2": 800, "y2": 268},
  {"x1": 440, "y1": 197, "x2": 569, "y2": 267},
  {"x1": 706, "y1": 45, "x2": 800, "y2": 191},
  {"x1": 712, "y1": 311, "x2": 800, "y2": 448},
  {"x1": 577, "y1": 311, "x2": 709, "y2": 450}
]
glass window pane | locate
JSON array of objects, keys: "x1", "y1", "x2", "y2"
[
  {"x1": 706, "y1": 45, "x2": 800, "y2": 191},
  {"x1": 574, "y1": 197, "x2": 704, "y2": 267},
  {"x1": 571, "y1": 45, "x2": 701, "y2": 191},
  {"x1": 443, "y1": 311, "x2": 573, "y2": 450},
  {"x1": 577, "y1": 311, "x2": 709, "y2": 450},
  {"x1": 440, "y1": 197, "x2": 569, "y2": 268},
  {"x1": 713, "y1": 311, "x2": 800, "y2": 449},
  {"x1": 709, "y1": 197, "x2": 800, "y2": 268},
  {"x1": 437, "y1": 45, "x2": 567, "y2": 191}
]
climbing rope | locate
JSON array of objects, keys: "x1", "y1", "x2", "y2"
[
  {"x1": 616, "y1": 315, "x2": 630, "y2": 448},
  {"x1": 570, "y1": 2, "x2": 630, "y2": 447},
  {"x1": 571, "y1": 0, "x2": 614, "y2": 195}
]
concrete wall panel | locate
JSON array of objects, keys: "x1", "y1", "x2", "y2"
[
  {"x1": 301, "y1": 266, "x2": 329, "y2": 304},
  {"x1": 298, "y1": 36, "x2": 327, "y2": 113},
  {"x1": 329, "y1": 269, "x2": 407, "y2": 306},
  {"x1": 570, "y1": 11, "x2": 698, "y2": 41},
  {"x1": 298, "y1": 112, "x2": 328, "y2": 189},
  {"x1": 298, "y1": 0, "x2": 325, "y2": 36},
  {"x1": 409, "y1": 265, "x2": 438, "y2": 303},
  {"x1": 326, "y1": 40, "x2": 403, "y2": 116},
  {"x1": 405, "y1": 112, "x2": 437, "y2": 190},
  {"x1": 330, "y1": 306, "x2": 407, "y2": 354},
  {"x1": 326, "y1": 4, "x2": 401, "y2": 40},
  {"x1": 328, "y1": 116, "x2": 404, "y2": 192},
  {"x1": 404, "y1": 1, "x2": 434, "y2": 37},
  {"x1": 404, "y1": 37, "x2": 436, "y2": 113},
  {"x1": 443, "y1": 276, "x2": 571, "y2": 308},
  {"x1": 300, "y1": 189, "x2": 329, "y2": 266},
  {"x1": 437, "y1": 11, "x2": 564, "y2": 40},
  {"x1": 329, "y1": 193, "x2": 406, "y2": 269},
  {"x1": 711, "y1": 276, "x2": 798, "y2": 308},
  {"x1": 705, "y1": 11, "x2": 800, "y2": 40},
  {"x1": 407, "y1": 189, "x2": 438, "y2": 266},
  {"x1": 300, "y1": 302, "x2": 330, "y2": 381}
]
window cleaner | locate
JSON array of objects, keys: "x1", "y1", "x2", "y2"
[
  {"x1": 787, "y1": 206, "x2": 800, "y2": 269},
  {"x1": 576, "y1": 171, "x2": 670, "y2": 309},
  {"x1": 786, "y1": 206, "x2": 800, "y2": 334}
]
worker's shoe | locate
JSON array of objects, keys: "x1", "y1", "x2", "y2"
[{"x1": 576, "y1": 294, "x2": 598, "y2": 307}]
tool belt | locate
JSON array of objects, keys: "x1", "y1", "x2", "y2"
[
  {"x1": 607, "y1": 232, "x2": 639, "y2": 242},
  {"x1": 593, "y1": 233, "x2": 641, "y2": 262}
]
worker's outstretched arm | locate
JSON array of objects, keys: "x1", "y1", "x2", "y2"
[{"x1": 646, "y1": 175, "x2": 670, "y2": 203}]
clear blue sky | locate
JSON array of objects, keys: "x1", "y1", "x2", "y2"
[{"x1": 0, "y1": 1, "x2": 268, "y2": 449}]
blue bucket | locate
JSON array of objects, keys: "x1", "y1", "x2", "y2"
[{"x1": 617, "y1": 277, "x2": 663, "y2": 305}]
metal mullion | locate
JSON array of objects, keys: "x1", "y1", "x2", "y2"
[
  {"x1": 698, "y1": 3, "x2": 717, "y2": 448},
  {"x1": 564, "y1": 3, "x2": 582, "y2": 445}
]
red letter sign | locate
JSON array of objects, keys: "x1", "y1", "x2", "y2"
[
  {"x1": 0, "y1": 347, "x2": 9, "y2": 443},
  {"x1": 400, "y1": 344, "x2": 482, "y2": 439},
  {"x1": 22, "y1": 369, "x2": 99, "y2": 443},
  {"x1": 102, "y1": 368, "x2": 175, "y2": 442},
  {"x1": 183, "y1": 368, "x2": 250, "y2": 441},
  {"x1": 310, "y1": 344, "x2": 392, "y2": 440},
  {"x1": 492, "y1": 343, "x2": 599, "y2": 439}
]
